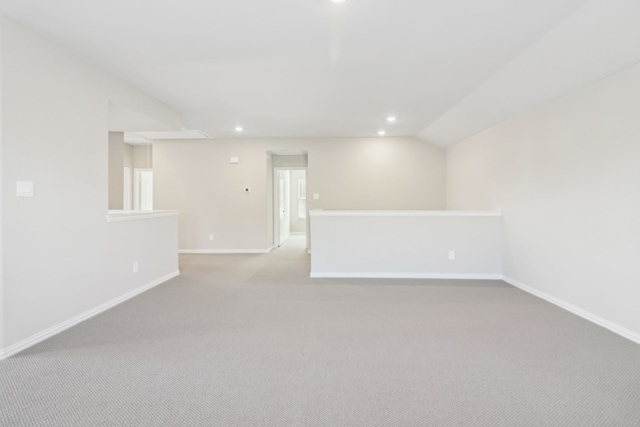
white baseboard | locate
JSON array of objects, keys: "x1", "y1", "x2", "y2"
[
  {"x1": 0, "y1": 270, "x2": 180, "y2": 360},
  {"x1": 179, "y1": 248, "x2": 273, "y2": 254},
  {"x1": 310, "y1": 272, "x2": 502, "y2": 280},
  {"x1": 502, "y1": 275, "x2": 640, "y2": 345}
]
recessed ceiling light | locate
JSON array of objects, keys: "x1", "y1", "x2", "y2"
[
  {"x1": 235, "y1": 126, "x2": 243, "y2": 132},
  {"x1": 329, "y1": 0, "x2": 348, "y2": 3},
  {"x1": 387, "y1": 116, "x2": 396, "y2": 122},
  {"x1": 378, "y1": 130, "x2": 386, "y2": 136}
]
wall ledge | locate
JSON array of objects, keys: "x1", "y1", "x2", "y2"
[
  {"x1": 309, "y1": 210, "x2": 501, "y2": 217},
  {"x1": 106, "y1": 210, "x2": 178, "y2": 223}
]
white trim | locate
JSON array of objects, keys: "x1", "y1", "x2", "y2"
[
  {"x1": 309, "y1": 210, "x2": 501, "y2": 217},
  {"x1": 106, "y1": 210, "x2": 178, "y2": 223},
  {"x1": 179, "y1": 248, "x2": 273, "y2": 254},
  {"x1": 310, "y1": 272, "x2": 502, "y2": 280},
  {"x1": 0, "y1": 270, "x2": 180, "y2": 360},
  {"x1": 133, "y1": 168, "x2": 153, "y2": 211},
  {"x1": 290, "y1": 232, "x2": 306, "y2": 236},
  {"x1": 502, "y1": 275, "x2": 640, "y2": 345},
  {"x1": 273, "y1": 166, "x2": 308, "y2": 248}
]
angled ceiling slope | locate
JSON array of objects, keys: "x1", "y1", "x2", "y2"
[
  {"x1": 2, "y1": 0, "x2": 640, "y2": 144},
  {"x1": 418, "y1": 0, "x2": 640, "y2": 147}
]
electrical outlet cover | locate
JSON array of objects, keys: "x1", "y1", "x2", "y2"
[{"x1": 16, "y1": 181, "x2": 34, "y2": 197}]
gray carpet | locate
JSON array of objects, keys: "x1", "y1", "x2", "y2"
[{"x1": 1, "y1": 236, "x2": 639, "y2": 426}]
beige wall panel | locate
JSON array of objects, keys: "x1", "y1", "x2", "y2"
[{"x1": 154, "y1": 137, "x2": 446, "y2": 251}]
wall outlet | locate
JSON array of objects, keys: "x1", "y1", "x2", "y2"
[
  {"x1": 448, "y1": 251, "x2": 455, "y2": 261},
  {"x1": 209, "y1": 234, "x2": 214, "y2": 241},
  {"x1": 133, "y1": 261, "x2": 139, "y2": 273}
]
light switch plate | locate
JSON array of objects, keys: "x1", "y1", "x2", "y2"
[
  {"x1": 312, "y1": 193, "x2": 320, "y2": 200},
  {"x1": 17, "y1": 181, "x2": 34, "y2": 197},
  {"x1": 230, "y1": 157, "x2": 239, "y2": 164}
]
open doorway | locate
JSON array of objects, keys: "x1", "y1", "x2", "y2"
[{"x1": 273, "y1": 167, "x2": 307, "y2": 249}]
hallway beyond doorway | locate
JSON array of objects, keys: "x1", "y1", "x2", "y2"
[
  {"x1": 276, "y1": 234, "x2": 306, "y2": 252},
  {"x1": 273, "y1": 166, "x2": 307, "y2": 250}
]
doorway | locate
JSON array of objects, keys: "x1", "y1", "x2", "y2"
[{"x1": 273, "y1": 167, "x2": 307, "y2": 249}]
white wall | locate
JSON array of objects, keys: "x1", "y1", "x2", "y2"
[
  {"x1": 272, "y1": 154, "x2": 307, "y2": 168},
  {"x1": 0, "y1": 17, "x2": 181, "y2": 354},
  {"x1": 447, "y1": 61, "x2": 640, "y2": 342},
  {"x1": 133, "y1": 144, "x2": 153, "y2": 169},
  {"x1": 108, "y1": 132, "x2": 125, "y2": 210},
  {"x1": 0, "y1": 16, "x2": 4, "y2": 350},
  {"x1": 310, "y1": 211, "x2": 502, "y2": 278},
  {"x1": 124, "y1": 143, "x2": 133, "y2": 168},
  {"x1": 153, "y1": 137, "x2": 446, "y2": 252}
]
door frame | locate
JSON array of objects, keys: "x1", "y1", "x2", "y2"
[
  {"x1": 273, "y1": 166, "x2": 307, "y2": 248},
  {"x1": 133, "y1": 168, "x2": 153, "y2": 210}
]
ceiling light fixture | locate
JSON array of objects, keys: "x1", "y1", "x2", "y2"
[
  {"x1": 387, "y1": 116, "x2": 396, "y2": 122},
  {"x1": 329, "y1": 0, "x2": 348, "y2": 3},
  {"x1": 378, "y1": 130, "x2": 386, "y2": 136},
  {"x1": 235, "y1": 126, "x2": 243, "y2": 132}
]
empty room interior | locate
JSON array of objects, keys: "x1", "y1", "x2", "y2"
[{"x1": 1, "y1": 0, "x2": 639, "y2": 425}]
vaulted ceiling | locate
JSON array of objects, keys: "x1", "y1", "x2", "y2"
[{"x1": 1, "y1": 0, "x2": 639, "y2": 146}]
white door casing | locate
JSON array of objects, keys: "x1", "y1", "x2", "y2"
[{"x1": 134, "y1": 168, "x2": 153, "y2": 211}]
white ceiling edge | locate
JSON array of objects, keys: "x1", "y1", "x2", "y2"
[
  {"x1": 138, "y1": 130, "x2": 212, "y2": 140},
  {"x1": 417, "y1": 0, "x2": 640, "y2": 148},
  {"x1": 124, "y1": 129, "x2": 211, "y2": 144},
  {"x1": 123, "y1": 132, "x2": 151, "y2": 145}
]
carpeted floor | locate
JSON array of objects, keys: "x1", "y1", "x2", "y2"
[{"x1": 1, "y1": 235, "x2": 639, "y2": 426}]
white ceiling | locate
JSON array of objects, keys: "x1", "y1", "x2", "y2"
[{"x1": 2, "y1": 0, "x2": 639, "y2": 146}]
